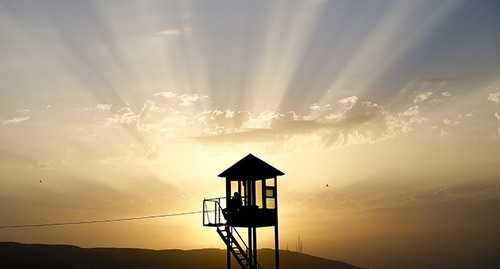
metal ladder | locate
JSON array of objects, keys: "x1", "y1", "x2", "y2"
[{"x1": 216, "y1": 226, "x2": 262, "y2": 269}]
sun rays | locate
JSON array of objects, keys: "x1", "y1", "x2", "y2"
[{"x1": 1, "y1": 1, "x2": 500, "y2": 268}]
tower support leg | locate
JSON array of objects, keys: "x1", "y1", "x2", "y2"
[
  {"x1": 248, "y1": 227, "x2": 253, "y2": 269},
  {"x1": 227, "y1": 226, "x2": 231, "y2": 269},
  {"x1": 253, "y1": 226, "x2": 257, "y2": 269},
  {"x1": 275, "y1": 225, "x2": 279, "y2": 269}
]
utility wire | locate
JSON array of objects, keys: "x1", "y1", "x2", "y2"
[{"x1": 0, "y1": 210, "x2": 203, "y2": 229}]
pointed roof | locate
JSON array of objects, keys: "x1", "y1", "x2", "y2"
[{"x1": 218, "y1": 154, "x2": 285, "y2": 180}]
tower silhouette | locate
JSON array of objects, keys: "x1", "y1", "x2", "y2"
[{"x1": 203, "y1": 154, "x2": 284, "y2": 269}]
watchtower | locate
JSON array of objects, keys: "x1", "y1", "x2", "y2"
[{"x1": 203, "y1": 154, "x2": 284, "y2": 269}]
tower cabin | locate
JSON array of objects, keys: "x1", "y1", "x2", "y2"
[{"x1": 203, "y1": 154, "x2": 284, "y2": 269}]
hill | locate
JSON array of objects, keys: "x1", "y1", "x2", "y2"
[{"x1": 0, "y1": 242, "x2": 362, "y2": 269}]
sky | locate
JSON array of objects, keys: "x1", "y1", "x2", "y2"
[{"x1": 0, "y1": 0, "x2": 499, "y2": 268}]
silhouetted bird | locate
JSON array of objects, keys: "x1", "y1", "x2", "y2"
[
  {"x1": 326, "y1": 184, "x2": 329, "y2": 187},
  {"x1": 39, "y1": 179, "x2": 42, "y2": 183}
]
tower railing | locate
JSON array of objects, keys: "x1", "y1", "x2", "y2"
[
  {"x1": 203, "y1": 197, "x2": 226, "y2": 226},
  {"x1": 203, "y1": 195, "x2": 251, "y2": 227}
]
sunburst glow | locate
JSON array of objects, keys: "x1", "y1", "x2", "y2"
[{"x1": 1, "y1": 1, "x2": 499, "y2": 269}]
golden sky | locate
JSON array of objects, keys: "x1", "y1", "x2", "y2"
[{"x1": 0, "y1": 1, "x2": 499, "y2": 268}]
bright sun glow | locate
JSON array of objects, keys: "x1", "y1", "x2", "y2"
[{"x1": 1, "y1": 1, "x2": 499, "y2": 269}]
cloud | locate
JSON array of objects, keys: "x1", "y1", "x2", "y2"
[
  {"x1": 402, "y1": 105, "x2": 419, "y2": 117},
  {"x1": 137, "y1": 100, "x2": 169, "y2": 130},
  {"x1": 1, "y1": 117, "x2": 30, "y2": 125},
  {"x1": 195, "y1": 110, "x2": 251, "y2": 136},
  {"x1": 103, "y1": 93, "x2": 437, "y2": 150},
  {"x1": 38, "y1": 159, "x2": 55, "y2": 169},
  {"x1": 456, "y1": 113, "x2": 473, "y2": 119},
  {"x1": 153, "y1": 91, "x2": 176, "y2": 98},
  {"x1": 194, "y1": 110, "x2": 324, "y2": 144},
  {"x1": 388, "y1": 103, "x2": 427, "y2": 133},
  {"x1": 244, "y1": 111, "x2": 280, "y2": 129},
  {"x1": 195, "y1": 98, "x2": 395, "y2": 148},
  {"x1": 441, "y1": 91, "x2": 451, "y2": 97},
  {"x1": 152, "y1": 92, "x2": 209, "y2": 107},
  {"x1": 496, "y1": 111, "x2": 500, "y2": 120},
  {"x1": 37, "y1": 158, "x2": 65, "y2": 170},
  {"x1": 180, "y1": 94, "x2": 208, "y2": 107},
  {"x1": 414, "y1": 91, "x2": 433, "y2": 103},
  {"x1": 440, "y1": 128, "x2": 448, "y2": 141},
  {"x1": 105, "y1": 100, "x2": 183, "y2": 131},
  {"x1": 309, "y1": 103, "x2": 321, "y2": 111},
  {"x1": 357, "y1": 183, "x2": 500, "y2": 212},
  {"x1": 338, "y1": 96, "x2": 358, "y2": 105},
  {"x1": 136, "y1": 100, "x2": 182, "y2": 131},
  {"x1": 406, "y1": 184, "x2": 500, "y2": 205},
  {"x1": 418, "y1": 77, "x2": 463, "y2": 84},
  {"x1": 16, "y1": 109, "x2": 31, "y2": 114},
  {"x1": 487, "y1": 92, "x2": 500, "y2": 104},
  {"x1": 105, "y1": 107, "x2": 137, "y2": 126},
  {"x1": 443, "y1": 118, "x2": 459, "y2": 126},
  {"x1": 96, "y1": 104, "x2": 112, "y2": 111},
  {"x1": 322, "y1": 100, "x2": 390, "y2": 146},
  {"x1": 339, "y1": 100, "x2": 386, "y2": 127},
  {"x1": 158, "y1": 27, "x2": 191, "y2": 36}
]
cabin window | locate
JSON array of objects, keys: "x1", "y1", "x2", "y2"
[
  {"x1": 266, "y1": 198, "x2": 276, "y2": 209},
  {"x1": 255, "y1": 180, "x2": 263, "y2": 208},
  {"x1": 263, "y1": 178, "x2": 277, "y2": 209},
  {"x1": 265, "y1": 188, "x2": 274, "y2": 197},
  {"x1": 230, "y1": 181, "x2": 246, "y2": 206},
  {"x1": 231, "y1": 181, "x2": 239, "y2": 194}
]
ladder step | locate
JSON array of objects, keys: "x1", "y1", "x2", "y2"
[{"x1": 216, "y1": 227, "x2": 256, "y2": 269}]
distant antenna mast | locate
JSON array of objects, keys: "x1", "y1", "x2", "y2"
[{"x1": 296, "y1": 235, "x2": 303, "y2": 253}]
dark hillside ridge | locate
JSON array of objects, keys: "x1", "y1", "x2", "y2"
[{"x1": 0, "y1": 242, "x2": 363, "y2": 269}]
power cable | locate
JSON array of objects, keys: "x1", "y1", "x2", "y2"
[{"x1": 0, "y1": 210, "x2": 202, "y2": 229}]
